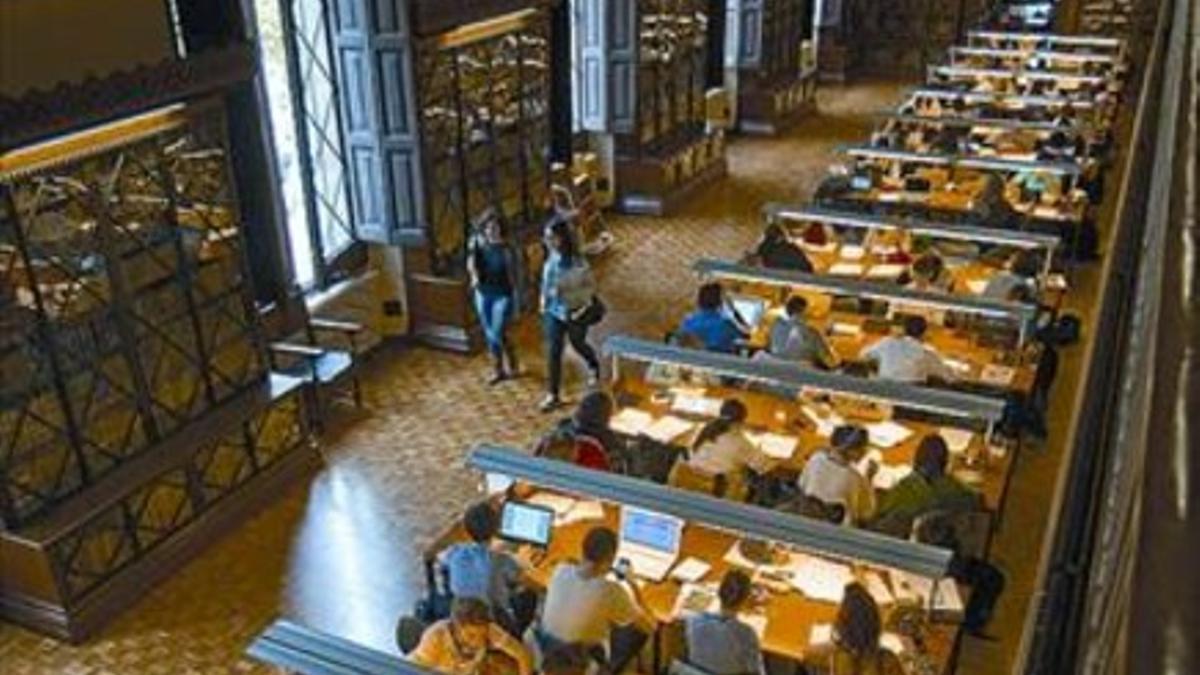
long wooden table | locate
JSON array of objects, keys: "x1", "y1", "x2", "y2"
[
  {"x1": 425, "y1": 492, "x2": 965, "y2": 671},
  {"x1": 710, "y1": 278, "x2": 1039, "y2": 395},
  {"x1": 612, "y1": 373, "x2": 1015, "y2": 512}
]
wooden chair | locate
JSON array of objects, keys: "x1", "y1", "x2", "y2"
[{"x1": 261, "y1": 301, "x2": 365, "y2": 433}]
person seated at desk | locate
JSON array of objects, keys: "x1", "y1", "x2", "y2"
[
  {"x1": 753, "y1": 223, "x2": 814, "y2": 272},
  {"x1": 905, "y1": 253, "x2": 955, "y2": 293},
  {"x1": 536, "y1": 527, "x2": 655, "y2": 668},
  {"x1": 803, "y1": 583, "x2": 904, "y2": 675},
  {"x1": 438, "y1": 502, "x2": 538, "y2": 636},
  {"x1": 678, "y1": 283, "x2": 747, "y2": 354},
  {"x1": 860, "y1": 316, "x2": 958, "y2": 384},
  {"x1": 682, "y1": 570, "x2": 765, "y2": 675},
  {"x1": 871, "y1": 434, "x2": 983, "y2": 538},
  {"x1": 410, "y1": 597, "x2": 535, "y2": 675},
  {"x1": 669, "y1": 399, "x2": 761, "y2": 501},
  {"x1": 913, "y1": 515, "x2": 1006, "y2": 638},
  {"x1": 536, "y1": 391, "x2": 619, "y2": 471},
  {"x1": 796, "y1": 425, "x2": 877, "y2": 525},
  {"x1": 982, "y1": 249, "x2": 1041, "y2": 301},
  {"x1": 763, "y1": 296, "x2": 838, "y2": 369}
]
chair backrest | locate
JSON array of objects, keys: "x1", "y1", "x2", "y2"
[
  {"x1": 794, "y1": 494, "x2": 848, "y2": 525},
  {"x1": 912, "y1": 508, "x2": 994, "y2": 560},
  {"x1": 396, "y1": 616, "x2": 428, "y2": 655}
]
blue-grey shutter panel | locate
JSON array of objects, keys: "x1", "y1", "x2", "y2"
[
  {"x1": 738, "y1": 0, "x2": 765, "y2": 68},
  {"x1": 332, "y1": 0, "x2": 425, "y2": 245},
  {"x1": 607, "y1": 0, "x2": 637, "y2": 134},
  {"x1": 575, "y1": 0, "x2": 609, "y2": 131}
]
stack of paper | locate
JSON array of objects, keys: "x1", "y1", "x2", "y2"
[
  {"x1": 866, "y1": 264, "x2": 907, "y2": 280},
  {"x1": 939, "y1": 427, "x2": 975, "y2": 454},
  {"x1": 865, "y1": 420, "x2": 914, "y2": 448},
  {"x1": 745, "y1": 431, "x2": 800, "y2": 460},
  {"x1": 829, "y1": 262, "x2": 865, "y2": 276},
  {"x1": 644, "y1": 415, "x2": 697, "y2": 444},
  {"x1": 790, "y1": 554, "x2": 855, "y2": 603},
  {"x1": 528, "y1": 493, "x2": 578, "y2": 517},
  {"x1": 609, "y1": 408, "x2": 657, "y2": 436},
  {"x1": 980, "y1": 364, "x2": 1016, "y2": 386},
  {"x1": 889, "y1": 572, "x2": 964, "y2": 614},
  {"x1": 672, "y1": 582, "x2": 720, "y2": 618}
]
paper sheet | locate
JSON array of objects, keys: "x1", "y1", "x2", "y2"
[
  {"x1": 801, "y1": 405, "x2": 845, "y2": 438},
  {"x1": 839, "y1": 245, "x2": 866, "y2": 260},
  {"x1": 942, "y1": 358, "x2": 974, "y2": 375},
  {"x1": 672, "y1": 582, "x2": 720, "y2": 618},
  {"x1": 865, "y1": 420, "x2": 915, "y2": 448},
  {"x1": 881, "y1": 633, "x2": 907, "y2": 655},
  {"x1": 671, "y1": 557, "x2": 713, "y2": 583},
  {"x1": 890, "y1": 572, "x2": 964, "y2": 613},
  {"x1": 966, "y1": 279, "x2": 989, "y2": 295},
  {"x1": 809, "y1": 623, "x2": 834, "y2": 646},
  {"x1": 830, "y1": 322, "x2": 864, "y2": 337},
  {"x1": 864, "y1": 571, "x2": 895, "y2": 606},
  {"x1": 1047, "y1": 273, "x2": 1069, "y2": 291},
  {"x1": 560, "y1": 500, "x2": 606, "y2": 525},
  {"x1": 801, "y1": 241, "x2": 839, "y2": 254},
  {"x1": 828, "y1": 262, "x2": 865, "y2": 276},
  {"x1": 609, "y1": 408, "x2": 657, "y2": 436},
  {"x1": 980, "y1": 364, "x2": 1016, "y2": 386},
  {"x1": 939, "y1": 427, "x2": 976, "y2": 454},
  {"x1": 671, "y1": 393, "x2": 723, "y2": 418},
  {"x1": 644, "y1": 415, "x2": 698, "y2": 444},
  {"x1": 866, "y1": 263, "x2": 907, "y2": 280},
  {"x1": 744, "y1": 431, "x2": 799, "y2": 460}
]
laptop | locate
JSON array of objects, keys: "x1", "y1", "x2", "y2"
[
  {"x1": 728, "y1": 295, "x2": 767, "y2": 332},
  {"x1": 498, "y1": 501, "x2": 555, "y2": 548},
  {"x1": 616, "y1": 506, "x2": 684, "y2": 582}
]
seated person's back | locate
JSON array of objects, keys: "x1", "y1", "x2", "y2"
[
  {"x1": 797, "y1": 426, "x2": 877, "y2": 525},
  {"x1": 766, "y1": 296, "x2": 837, "y2": 369},
  {"x1": 860, "y1": 316, "x2": 957, "y2": 383},
  {"x1": 679, "y1": 283, "x2": 746, "y2": 354},
  {"x1": 873, "y1": 435, "x2": 983, "y2": 536},
  {"x1": 803, "y1": 584, "x2": 903, "y2": 675},
  {"x1": 755, "y1": 224, "x2": 814, "y2": 272},
  {"x1": 683, "y1": 570, "x2": 764, "y2": 675},
  {"x1": 410, "y1": 598, "x2": 533, "y2": 675}
]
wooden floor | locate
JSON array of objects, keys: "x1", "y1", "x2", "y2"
[{"x1": 0, "y1": 80, "x2": 1112, "y2": 674}]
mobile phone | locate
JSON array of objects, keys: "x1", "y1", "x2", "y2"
[{"x1": 614, "y1": 558, "x2": 632, "y2": 580}]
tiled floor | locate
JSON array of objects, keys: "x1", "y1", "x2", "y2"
[{"x1": 0, "y1": 80, "x2": 1104, "y2": 674}]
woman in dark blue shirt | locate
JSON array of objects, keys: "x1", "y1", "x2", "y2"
[{"x1": 467, "y1": 211, "x2": 522, "y2": 384}]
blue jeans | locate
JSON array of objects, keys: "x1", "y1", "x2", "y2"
[
  {"x1": 543, "y1": 313, "x2": 600, "y2": 397},
  {"x1": 473, "y1": 290, "x2": 513, "y2": 357}
]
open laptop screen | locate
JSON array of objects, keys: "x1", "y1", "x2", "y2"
[
  {"x1": 499, "y1": 501, "x2": 554, "y2": 547},
  {"x1": 729, "y1": 296, "x2": 767, "y2": 331},
  {"x1": 620, "y1": 507, "x2": 683, "y2": 555}
]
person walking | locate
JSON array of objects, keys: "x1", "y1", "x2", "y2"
[
  {"x1": 539, "y1": 218, "x2": 601, "y2": 412},
  {"x1": 467, "y1": 210, "x2": 522, "y2": 384}
]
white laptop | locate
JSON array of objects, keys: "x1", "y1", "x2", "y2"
[
  {"x1": 616, "y1": 506, "x2": 684, "y2": 582},
  {"x1": 728, "y1": 295, "x2": 767, "y2": 331}
]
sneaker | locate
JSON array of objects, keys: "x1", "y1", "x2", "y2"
[
  {"x1": 487, "y1": 371, "x2": 508, "y2": 386},
  {"x1": 538, "y1": 395, "x2": 563, "y2": 413},
  {"x1": 586, "y1": 369, "x2": 601, "y2": 388}
]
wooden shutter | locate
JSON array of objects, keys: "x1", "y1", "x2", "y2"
[
  {"x1": 607, "y1": 0, "x2": 638, "y2": 134},
  {"x1": 736, "y1": 0, "x2": 765, "y2": 68},
  {"x1": 331, "y1": 0, "x2": 425, "y2": 245}
]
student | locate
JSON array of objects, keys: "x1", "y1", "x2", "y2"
[
  {"x1": 683, "y1": 570, "x2": 765, "y2": 675},
  {"x1": 754, "y1": 224, "x2": 814, "y2": 272},
  {"x1": 982, "y1": 249, "x2": 1041, "y2": 301},
  {"x1": 669, "y1": 399, "x2": 762, "y2": 500},
  {"x1": 860, "y1": 316, "x2": 958, "y2": 384},
  {"x1": 678, "y1": 283, "x2": 747, "y2": 354},
  {"x1": 437, "y1": 502, "x2": 535, "y2": 635},
  {"x1": 467, "y1": 210, "x2": 522, "y2": 384},
  {"x1": 872, "y1": 434, "x2": 983, "y2": 537},
  {"x1": 410, "y1": 597, "x2": 534, "y2": 675},
  {"x1": 537, "y1": 527, "x2": 654, "y2": 666},
  {"x1": 537, "y1": 391, "x2": 619, "y2": 472},
  {"x1": 907, "y1": 253, "x2": 954, "y2": 293},
  {"x1": 804, "y1": 583, "x2": 903, "y2": 675},
  {"x1": 796, "y1": 425, "x2": 877, "y2": 525},
  {"x1": 765, "y1": 296, "x2": 838, "y2": 369},
  {"x1": 540, "y1": 218, "x2": 601, "y2": 412}
]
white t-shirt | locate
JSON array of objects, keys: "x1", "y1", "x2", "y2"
[
  {"x1": 540, "y1": 563, "x2": 638, "y2": 647},
  {"x1": 798, "y1": 450, "x2": 877, "y2": 523},
  {"x1": 861, "y1": 336, "x2": 956, "y2": 383}
]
